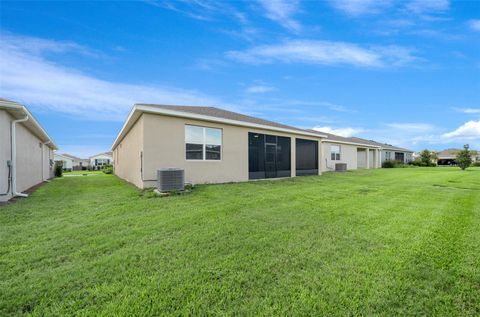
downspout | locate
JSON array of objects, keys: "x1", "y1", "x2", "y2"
[{"x1": 11, "y1": 115, "x2": 29, "y2": 197}]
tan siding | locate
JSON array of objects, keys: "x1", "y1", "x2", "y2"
[
  {"x1": 15, "y1": 122, "x2": 44, "y2": 193},
  {"x1": 321, "y1": 142, "x2": 359, "y2": 172},
  {"x1": 113, "y1": 115, "x2": 144, "y2": 188},
  {"x1": 139, "y1": 114, "x2": 323, "y2": 187},
  {"x1": 0, "y1": 110, "x2": 12, "y2": 200}
]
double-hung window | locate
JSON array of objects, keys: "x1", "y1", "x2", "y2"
[
  {"x1": 330, "y1": 145, "x2": 341, "y2": 161},
  {"x1": 385, "y1": 151, "x2": 391, "y2": 160},
  {"x1": 185, "y1": 125, "x2": 222, "y2": 160}
]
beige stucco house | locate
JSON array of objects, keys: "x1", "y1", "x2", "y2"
[
  {"x1": 0, "y1": 99, "x2": 57, "y2": 202},
  {"x1": 112, "y1": 104, "x2": 386, "y2": 189}
]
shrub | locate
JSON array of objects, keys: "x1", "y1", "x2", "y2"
[
  {"x1": 382, "y1": 160, "x2": 397, "y2": 168},
  {"x1": 103, "y1": 164, "x2": 113, "y2": 174},
  {"x1": 456, "y1": 144, "x2": 473, "y2": 170},
  {"x1": 472, "y1": 161, "x2": 480, "y2": 167},
  {"x1": 54, "y1": 163, "x2": 63, "y2": 177},
  {"x1": 418, "y1": 149, "x2": 437, "y2": 167}
]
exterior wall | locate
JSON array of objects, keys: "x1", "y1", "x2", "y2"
[
  {"x1": 123, "y1": 113, "x2": 323, "y2": 188},
  {"x1": 1, "y1": 111, "x2": 55, "y2": 201},
  {"x1": 114, "y1": 115, "x2": 144, "y2": 188},
  {"x1": 321, "y1": 142, "x2": 358, "y2": 172},
  {"x1": 0, "y1": 110, "x2": 12, "y2": 201},
  {"x1": 15, "y1": 121, "x2": 45, "y2": 193}
]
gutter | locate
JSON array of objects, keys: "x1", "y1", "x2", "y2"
[{"x1": 11, "y1": 115, "x2": 29, "y2": 198}]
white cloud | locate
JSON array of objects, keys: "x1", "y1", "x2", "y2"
[
  {"x1": 442, "y1": 121, "x2": 480, "y2": 140},
  {"x1": 312, "y1": 126, "x2": 364, "y2": 137},
  {"x1": 0, "y1": 33, "x2": 226, "y2": 121},
  {"x1": 245, "y1": 85, "x2": 276, "y2": 93},
  {"x1": 329, "y1": 0, "x2": 393, "y2": 16},
  {"x1": 469, "y1": 19, "x2": 480, "y2": 32},
  {"x1": 453, "y1": 107, "x2": 480, "y2": 114},
  {"x1": 385, "y1": 122, "x2": 435, "y2": 132},
  {"x1": 257, "y1": 0, "x2": 301, "y2": 32},
  {"x1": 405, "y1": 0, "x2": 449, "y2": 14},
  {"x1": 227, "y1": 40, "x2": 416, "y2": 67}
]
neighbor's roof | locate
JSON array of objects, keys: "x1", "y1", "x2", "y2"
[
  {"x1": 112, "y1": 104, "x2": 328, "y2": 149},
  {"x1": 348, "y1": 138, "x2": 414, "y2": 153},
  {"x1": 437, "y1": 148, "x2": 478, "y2": 158},
  {"x1": 307, "y1": 130, "x2": 381, "y2": 148},
  {"x1": 54, "y1": 153, "x2": 74, "y2": 161},
  {"x1": 61, "y1": 153, "x2": 83, "y2": 160},
  {"x1": 89, "y1": 151, "x2": 113, "y2": 159},
  {"x1": 0, "y1": 99, "x2": 58, "y2": 150}
]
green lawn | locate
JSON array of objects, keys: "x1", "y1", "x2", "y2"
[{"x1": 1, "y1": 168, "x2": 480, "y2": 316}]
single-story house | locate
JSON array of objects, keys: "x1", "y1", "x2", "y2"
[
  {"x1": 0, "y1": 99, "x2": 57, "y2": 202},
  {"x1": 58, "y1": 153, "x2": 90, "y2": 170},
  {"x1": 347, "y1": 138, "x2": 414, "y2": 164},
  {"x1": 54, "y1": 153, "x2": 75, "y2": 171},
  {"x1": 112, "y1": 104, "x2": 391, "y2": 188},
  {"x1": 90, "y1": 152, "x2": 113, "y2": 170},
  {"x1": 437, "y1": 148, "x2": 479, "y2": 165},
  {"x1": 307, "y1": 131, "x2": 382, "y2": 171}
]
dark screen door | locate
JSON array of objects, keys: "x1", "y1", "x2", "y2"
[{"x1": 265, "y1": 144, "x2": 277, "y2": 178}]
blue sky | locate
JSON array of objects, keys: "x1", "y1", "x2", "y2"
[{"x1": 1, "y1": 0, "x2": 479, "y2": 157}]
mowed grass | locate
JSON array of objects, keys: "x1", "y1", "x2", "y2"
[{"x1": 1, "y1": 168, "x2": 480, "y2": 316}]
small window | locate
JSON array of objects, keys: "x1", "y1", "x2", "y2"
[
  {"x1": 331, "y1": 145, "x2": 341, "y2": 161},
  {"x1": 185, "y1": 125, "x2": 222, "y2": 160},
  {"x1": 386, "y1": 151, "x2": 391, "y2": 160}
]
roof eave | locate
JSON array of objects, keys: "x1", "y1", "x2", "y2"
[{"x1": 0, "y1": 99, "x2": 58, "y2": 150}]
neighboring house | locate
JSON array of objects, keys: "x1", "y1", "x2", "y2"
[
  {"x1": 54, "y1": 153, "x2": 74, "y2": 171},
  {"x1": 437, "y1": 149, "x2": 479, "y2": 165},
  {"x1": 112, "y1": 104, "x2": 388, "y2": 188},
  {"x1": 307, "y1": 131, "x2": 382, "y2": 171},
  {"x1": 62, "y1": 153, "x2": 90, "y2": 170},
  {"x1": 0, "y1": 99, "x2": 57, "y2": 202},
  {"x1": 90, "y1": 152, "x2": 113, "y2": 170},
  {"x1": 348, "y1": 139, "x2": 414, "y2": 164}
]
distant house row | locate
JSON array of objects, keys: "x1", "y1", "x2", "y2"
[
  {"x1": 54, "y1": 152, "x2": 113, "y2": 171},
  {"x1": 111, "y1": 104, "x2": 415, "y2": 188},
  {"x1": 0, "y1": 99, "x2": 428, "y2": 201}
]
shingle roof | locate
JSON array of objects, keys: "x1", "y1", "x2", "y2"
[
  {"x1": 138, "y1": 104, "x2": 311, "y2": 134},
  {"x1": 348, "y1": 137, "x2": 414, "y2": 152},
  {"x1": 307, "y1": 130, "x2": 364, "y2": 144},
  {"x1": 437, "y1": 148, "x2": 478, "y2": 158},
  {"x1": 89, "y1": 151, "x2": 113, "y2": 159},
  {"x1": 61, "y1": 153, "x2": 83, "y2": 160}
]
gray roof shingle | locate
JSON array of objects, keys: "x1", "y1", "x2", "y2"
[{"x1": 138, "y1": 104, "x2": 311, "y2": 134}]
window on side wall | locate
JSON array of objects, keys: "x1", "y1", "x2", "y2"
[
  {"x1": 330, "y1": 145, "x2": 341, "y2": 161},
  {"x1": 185, "y1": 125, "x2": 222, "y2": 160},
  {"x1": 386, "y1": 151, "x2": 391, "y2": 160}
]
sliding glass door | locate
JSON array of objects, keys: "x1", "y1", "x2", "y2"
[{"x1": 248, "y1": 133, "x2": 291, "y2": 179}]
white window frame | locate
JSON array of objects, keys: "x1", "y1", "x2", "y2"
[
  {"x1": 386, "y1": 151, "x2": 391, "y2": 160},
  {"x1": 330, "y1": 145, "x2": 341, "y2": 161},
  {"x1": 185, "y1": 125, "x2": 222, "y2": 161}
]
